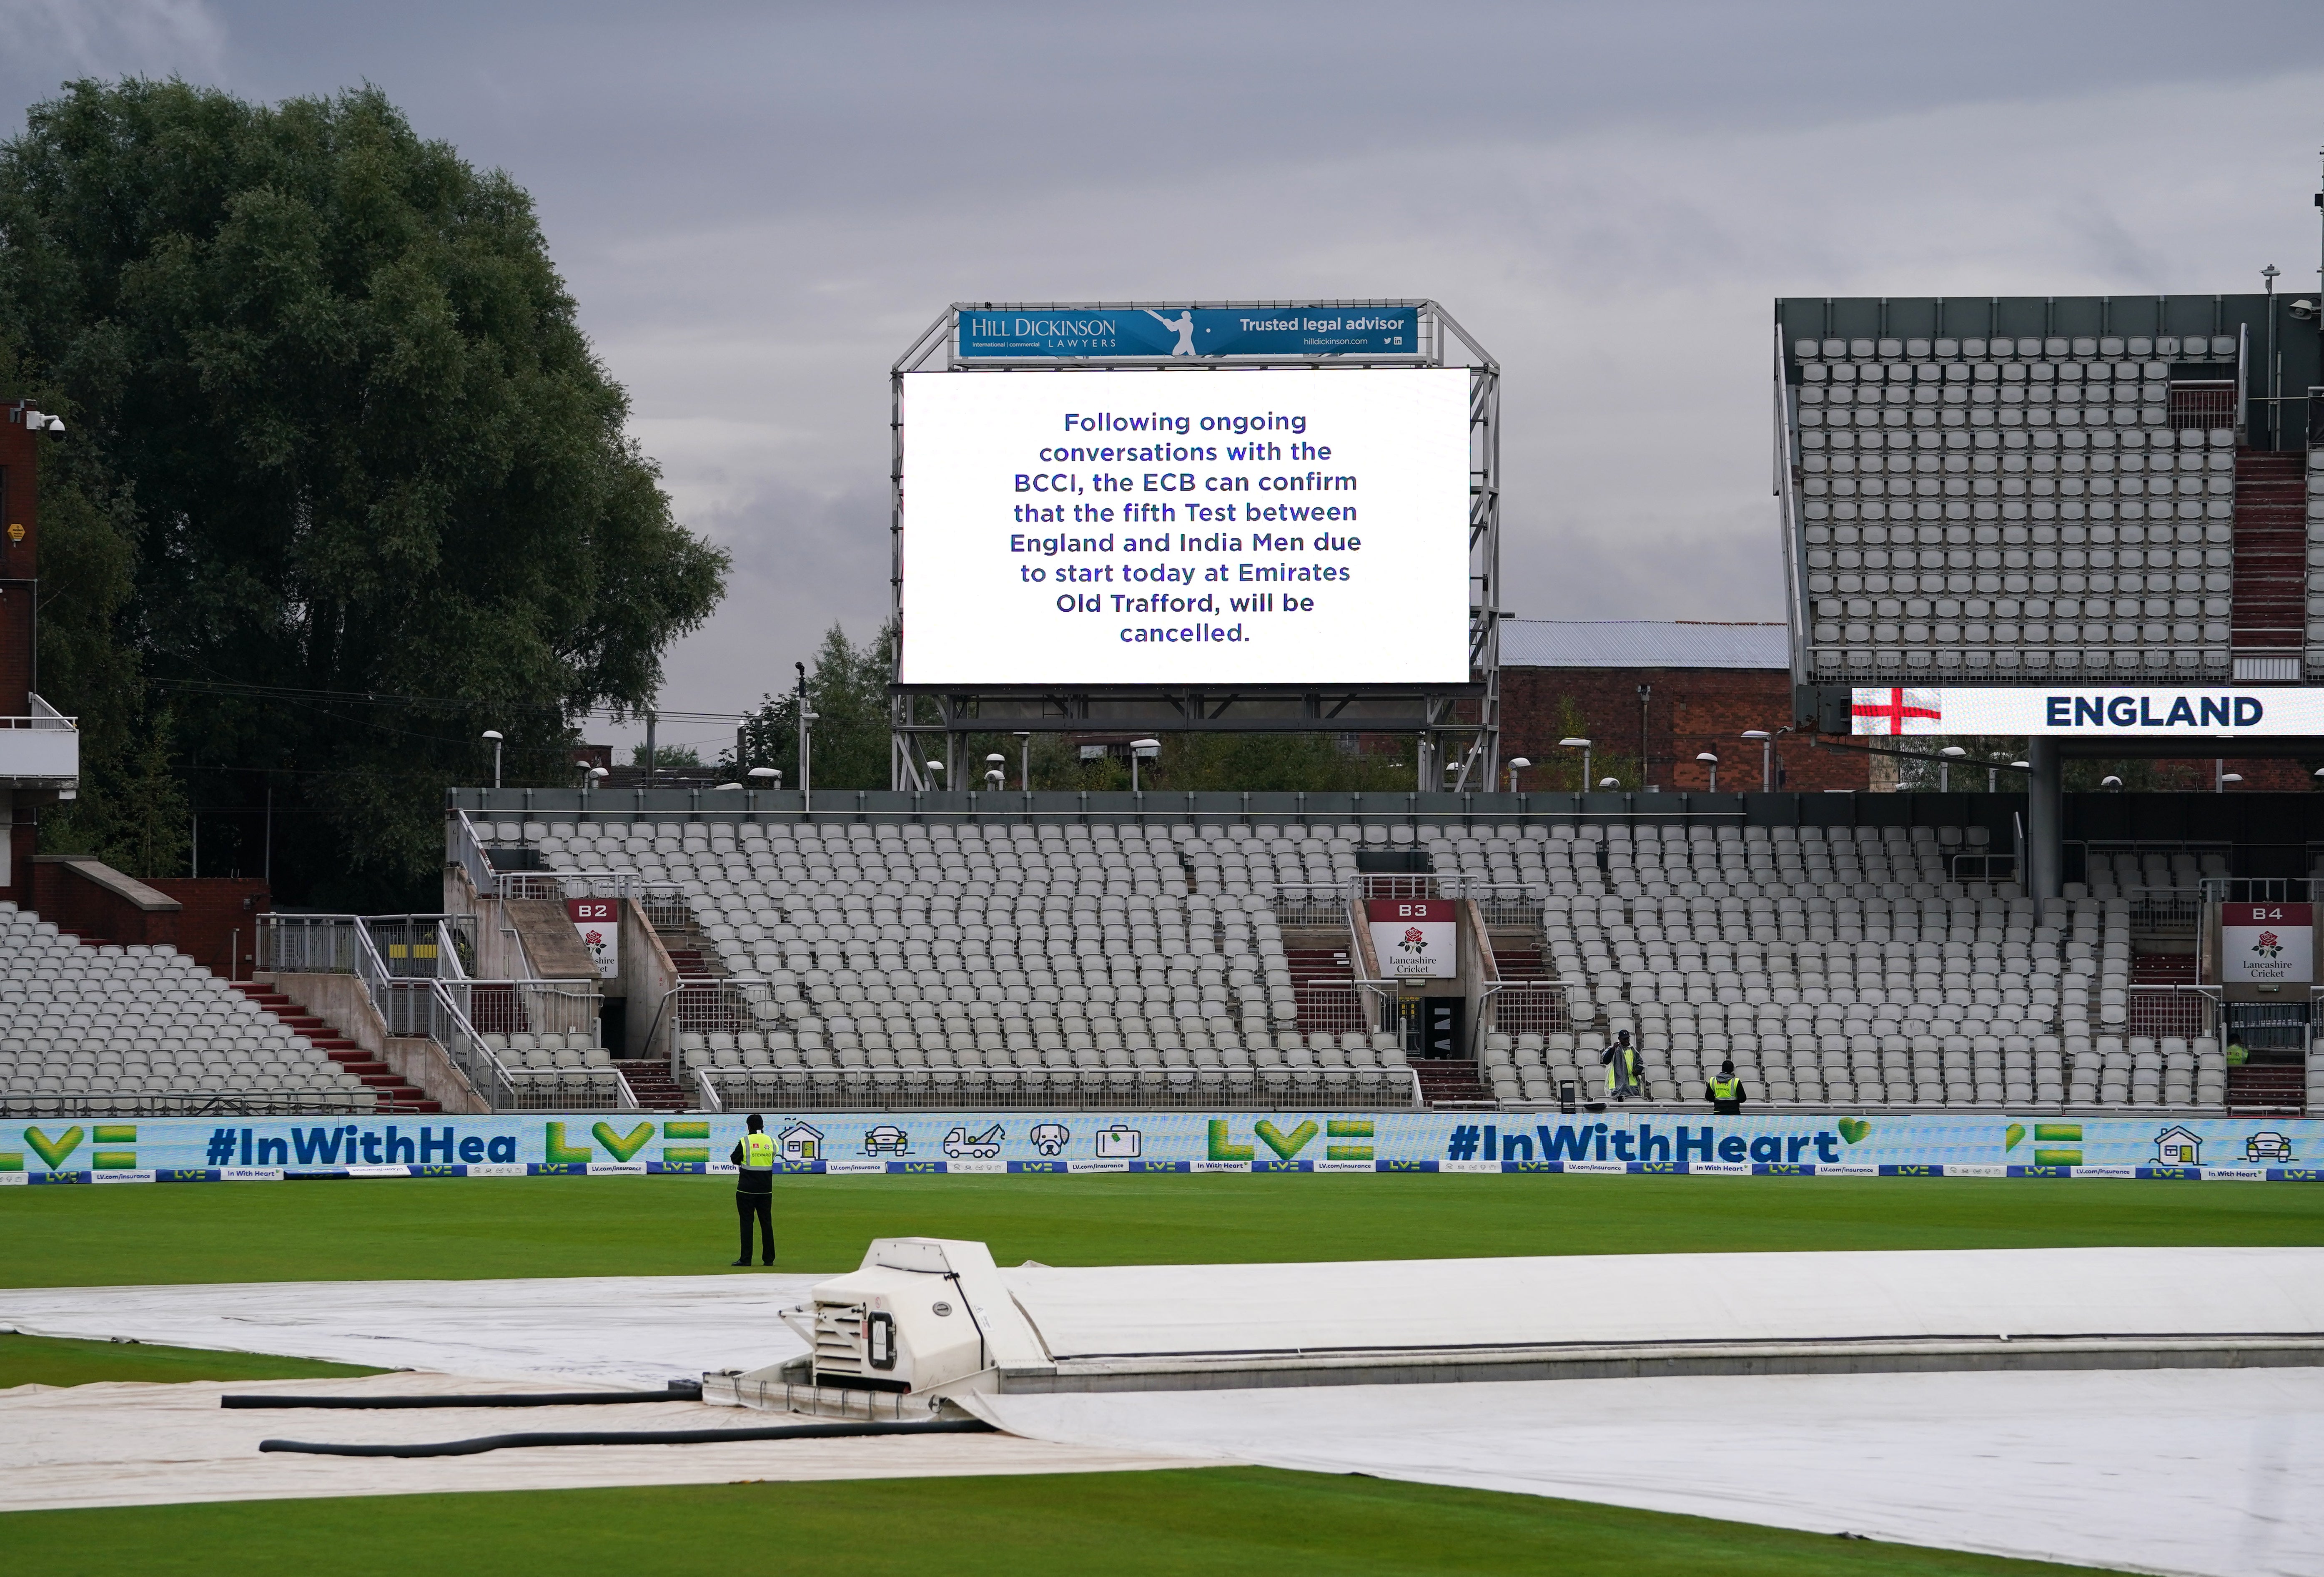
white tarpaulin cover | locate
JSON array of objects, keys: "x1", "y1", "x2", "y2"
[
  {"x1": 0, "y1": 1372, "x2": 1218, "y2": 1511},
  {"x1": 995, "y1": 1246, "x2": 2324, "y2": 1360},
  {"x1": 965, "y1": 1369, "x2": 2324, "y2": 1577},
  {"x1": 0, "y1": 1274, "x2": 817, "y2": 1388}
]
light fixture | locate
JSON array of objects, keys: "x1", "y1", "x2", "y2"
[
  {"x1": 1130, "y1": 737, "x2": 1160, "y2": 794},
  {"x1": 747, "y1": 766, "x2": 779, "y2": 786},
  {"x1": 1506, "y1": 756, "x2": 1531, "y2": 793},
  {"x1": 1597, "y1": 776, "x2": 1619, "y2": 790},
  {"x1": 713, "y1": 781, "x2": 743, "y2": 791},
  {"x1": 1938, "y1": 743, "x2": 1966, "y2": 793},
  {"x1": 1558, "y1": 736, "x2": 1593, "y2": 794},
  {"x1": 1740, "y1": 728, "x2": 1773, "y2": 792},
  {"x1": 481, "y1": 729, "x2": 504, "y2": 790},
  {"x1": 2101, "y1": 775, "x2": 2124, "y2": 791}
]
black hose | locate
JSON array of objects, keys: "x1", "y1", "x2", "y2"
[
  {"x1": 259, "y1": 1417, "x2": 993, "y2": 1458},
  {"x1": 225, "y1": 1381, "x2": 705, "y2": 1411}
]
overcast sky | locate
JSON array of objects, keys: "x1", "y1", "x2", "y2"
[{"x1": 6, "y1": 1, "x2": 2324, "y2": 757}]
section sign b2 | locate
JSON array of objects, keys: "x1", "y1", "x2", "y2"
[{"x1": 957, "y1": 306, "x2": 1420, "y2": 361}]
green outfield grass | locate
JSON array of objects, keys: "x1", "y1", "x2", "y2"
[
  {"x1": 3, "y1": 1171, "x2": 2316, "y2": 1288},
  {"x1": 0, "y1": 1468, "x2": 2134, "y2": 1577},
  {"x1": 0, "y1": 1333, "x2": 380, "y2": 1389}
]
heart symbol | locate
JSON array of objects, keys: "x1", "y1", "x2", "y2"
[
  {"x1": 25, "y1": 1126, "x2": 83, "y2": 1169},
  {"x1": 2004, "y1": 1124, "x2": 2026, "y2": 1152},
  {"x1": 592, "y1": 1121, "x2": 654, "y2": 1162},
  {"x1": 1836, "y1": 1118, "x2": 1870, "y2": 1145},
  {"x1": 1254, "y1": 1119, "x2": 1319, "y2": 1159}
]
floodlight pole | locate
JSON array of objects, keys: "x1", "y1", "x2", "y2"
[{"x1": 795, "y1": 662, "x2": 812, "y2": 813}]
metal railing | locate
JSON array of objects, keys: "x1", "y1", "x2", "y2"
[
  {"x1": 499, "y1": 867, "x2": 693, "y2": 929},
  {"x1": 448, "y1": 809, "x2": 496, "y2": 899},
  {"x1": 1270, "y1": 884, "x2": 1351, "y2": 928},
  {"x1": 1449, "y1": 881, "x2": 1546, "y2": 931},
  {"x1": 698, "y1": 1066, "x2": 1422, "y2": 1112},
  {"x1": 0, "y1": 1088, "x2": 436, "y2": 1119},
  {"x1": 2203, "y1": 877, "x2": 2316, "y2": 905},
  {"x1": 2121, "y1": 887, "x2": 2204, "y2": 932},
  {"x1": 258, "y1": 914, "x2": 476, "y2": 979},
  {"x1": 1490, "y1": 982, "x2": 1574, "y2": 1039},
  {"x1": 2121, "y1": 985, "x2": 2220, "y2": 1041},
  {"x1": 1295, "y1": 981, "x2": 1370, "y2": 1035},
  {"x1": 258, "y1": 911, "x2": 625, "y2": 1113}
]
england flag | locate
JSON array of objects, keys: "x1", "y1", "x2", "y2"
[{"x1": 1851, "y1": 687, "x2": 1942, "y2": 736}]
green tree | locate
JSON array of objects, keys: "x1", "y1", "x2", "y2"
[
  {"x1": 728, "y1": 622, "x2": 895, "y2": 790},
  {"x1": 630, "y1": 743, "x2": 703, "y2": 769},
  {"x1": 0, "y1": 80, "x2": 726, "y2": 906}
]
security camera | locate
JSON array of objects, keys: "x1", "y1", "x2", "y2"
[
  {"x1": 2290, "y1": 299, "x2": 2319, "y2": 321},
  {"x1": 38, "y1": 414, "x2": 64, "y2": 433}
]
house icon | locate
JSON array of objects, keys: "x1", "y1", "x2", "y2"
[
  {"x1": 2152, "y1": 1125, "x2": 2202, "y2": 1167},
  {"x1": 778, "y1": 1122, "x2": 824, "y2": 1163}
]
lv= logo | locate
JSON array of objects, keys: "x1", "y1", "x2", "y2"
[{"x1": 1207, "y1": 1119, "x2": 1376, "y2": 1162}]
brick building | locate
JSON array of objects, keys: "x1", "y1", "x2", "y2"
[{"x1": 1499, "y1": 621, "x2": 1868, "y2": 794}]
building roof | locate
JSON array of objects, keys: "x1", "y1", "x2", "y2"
[{"x1": 1501, "y1": 620, "x2": 1790, "y2": 670}]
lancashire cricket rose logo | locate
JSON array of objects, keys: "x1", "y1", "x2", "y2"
[
  {"x1": 2251, "y1": 930, "x2": 2283, "y2": 961},
  {"x1": 1399, "y1": 927, "x2": 1429, "y2": 955}
]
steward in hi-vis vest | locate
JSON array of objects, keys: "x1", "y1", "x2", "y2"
[
  {"x1": 1707, "y1": 1060, "x2": 1747, "y2": 1115},
  {"x1": 1600, "y1": 1031, "x2": 1640, "y2": 1101},
  {"x1": 730, "y1": 1115, "x2": 777, "y2": 1267}
]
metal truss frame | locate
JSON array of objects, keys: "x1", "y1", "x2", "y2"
[{"x1": 887, "y1": 300, "x2": 1501, "y2": 794}]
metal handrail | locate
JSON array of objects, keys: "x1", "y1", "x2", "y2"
[{"x1": 448, "y1": 809, "x2": 495, "y2": 899}]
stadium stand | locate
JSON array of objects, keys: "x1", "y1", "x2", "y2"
[
  {"x1": 0, "y1": 904, "x2": 408, "y2": 1115},
  {"x1": 469, "y1": 812, "x2": 2256, "y2": 1116},
  {"x1": 1792, "y1": 333, "x2": 2245, "y2": 681},
  {"x1": 1472, "y1": 821, "x2": 2226, "y2": 1112},
  {"x1": 497, "y1": 817, "x2": 1414, "y2": 1110}
]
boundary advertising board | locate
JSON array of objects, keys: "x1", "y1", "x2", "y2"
[{"x1": 5, "y1": 1112, "x2": 2317, "y2": 1183}]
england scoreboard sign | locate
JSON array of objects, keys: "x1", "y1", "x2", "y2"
[
  {"x1": 1852, "y1": 686, "x2": 2324, "y2": 737},
  {"x1": 957, "y1": 305, "x2": 1420, "y2": 361}
]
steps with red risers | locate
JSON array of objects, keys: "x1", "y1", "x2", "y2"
[
  {"x1": 1408, "y1": 1059, "x2": 1491, "y2": 1105},
  {"x1": 2231, "y1": 450, "x2": 2307, "y2": 650},
  {"x1": 618, "y1": 1059, "x2": 692, "y2": 1111},
  {"x1": 2226, "y1": 1062, "x2": 2306, "y2": 1117},
  {"x1": 233, "y1": 983, "x2": 438, "y2": 1112}
]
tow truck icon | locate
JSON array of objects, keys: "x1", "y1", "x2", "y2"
[{"x1": 943, "y1": 1124, "x2": 1005, "y2": 1160}]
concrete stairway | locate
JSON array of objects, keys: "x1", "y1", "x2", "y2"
[
  {"x1": 231, "y1": 983, "x2": 438, "y2": 1113},
  {"x1": 2231, "y1": 449, "x2": 2306, "y2": 654}
]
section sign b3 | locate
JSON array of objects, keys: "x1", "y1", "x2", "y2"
[{"x1": 957, "y1": 305, "x2": 1420, "y2": 360}]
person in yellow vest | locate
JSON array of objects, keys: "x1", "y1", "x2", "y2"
[
  {"x1": 730, "y1": 1114, "x2": 777, "y2": 1267},
  {"x1": 1600, "y1": 1030, "x2": 1640, "y2": 1101},
  {"x1": 1706, "y1": 1059, "x2": 1747, "y2": 1115}
]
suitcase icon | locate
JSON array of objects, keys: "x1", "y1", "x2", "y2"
[{"x1": 1093, "y1": 1125, "x2": 1142, "y2": 1159}]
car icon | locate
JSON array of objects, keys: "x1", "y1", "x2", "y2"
[
  {"x1": 2244, "y1": 1131, "x2": 2294, "y2": 1163},
  {"x1": 861, "y1": 1125, "x2": 911, "y2": 1157}
]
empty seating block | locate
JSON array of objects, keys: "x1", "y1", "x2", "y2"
[
  {"x1": 1790, "y1": 333, "x2": 2238, "y2": 681},
  {"x1": 0, "y1": 905, "x2": 367, "y2": 1114},
  {"x1": 527, "y1": 819, "x2": 1395, "y2": 1109}
]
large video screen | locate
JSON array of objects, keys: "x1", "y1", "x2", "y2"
[{"x1": 899, "y1": 367, "x2": 1472, "y2": 686}]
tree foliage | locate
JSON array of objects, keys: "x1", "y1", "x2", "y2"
[
  {"x1": 728, "y1": 622, "x2": 896, "y2": 790},
  {"x1": 0, "y1": 80, "x2": 726, "y2": 902},
  {"x1": 727, "y1": 621, "x2": 1431, "y2": 794}
]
